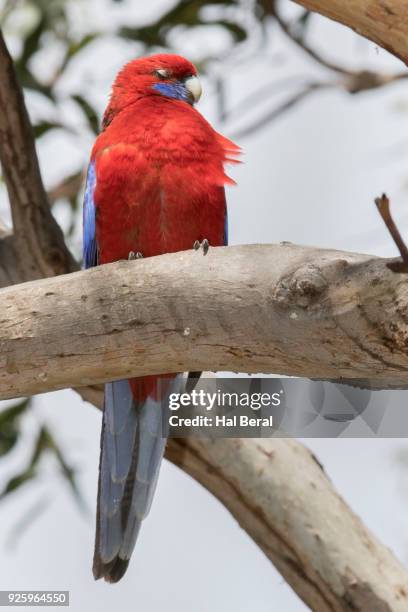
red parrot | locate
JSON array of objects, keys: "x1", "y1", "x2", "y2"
[{"x1": 83, "y1": 54, "x2": 240, "y2": 582}]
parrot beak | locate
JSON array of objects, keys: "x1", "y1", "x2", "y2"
[{"x1": 184, "y1": 75, "x2": 202, "y2": 104}]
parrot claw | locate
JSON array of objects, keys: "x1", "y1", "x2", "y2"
[
  {"x1": 193, "y1": 239, "x2": 209, "y2": 255},
  {"x1": 128, "y1": 251, "x2": 143, "y2": 260}
]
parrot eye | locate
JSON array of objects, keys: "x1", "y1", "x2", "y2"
[{"x1": 155, "y1": 69, "x2": 170, "y2": 79}]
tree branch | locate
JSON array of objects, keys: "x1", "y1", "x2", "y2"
[
  {"x1": 226, "y1": 2, "x2": 408, "y2": 139},
  {"x1": 167, "y1": 435, "x2": 408, "y2": 611},
  {"x1": 0, "y1": 230, "x2": 24, "y2": 286},
  {"x1": 1, "y1": 243, "x2": 408, "y2": 400},
  {"x1": 274, "y1": 5, "x2": 350, "y2": 75},
  {"x1": 1, "y1": 244, "x2": 408, "y2": 609},
  {"x1": 47, "y1": 170, "x2": 85, "y2": 207},
  {"x1": 275, "y1": 4, "x2": 408, "y2": 92},
  {"x1": 291, "y1": 0, "x2": 408, "y2": 67},
  {"x1": 0, "y1": 30, "x2": 77, "y2": 280}
]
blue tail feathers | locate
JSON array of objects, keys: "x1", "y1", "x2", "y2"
[{"x1": 93, "y1": 378, "x2": 179, "y2": 582}]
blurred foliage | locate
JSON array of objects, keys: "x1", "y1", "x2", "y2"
[
  {"x1": 0, "y1": 398, "x2": 30, "y2": 457},
  {"x1": 119, "y1": 0, "x2": 252, "y2": 47},
  {"x1": 0, "y1": 398, "x2": 85, "y2": 539}
]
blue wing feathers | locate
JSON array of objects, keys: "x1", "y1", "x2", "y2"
[
  {"x1": 224, "y1": 203, "x2": 228, "y2": 246},
  {"x1": 83, "y1": 161, "x2": 98, "y2": 269}
]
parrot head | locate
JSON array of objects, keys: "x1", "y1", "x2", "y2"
[{"x1": 103, "y1": 54, "x2": 202, "y2": 128}]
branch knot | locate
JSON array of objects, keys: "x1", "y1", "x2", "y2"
[{"x1": 274, "y1": 264, "x2": 328, "y2": 308}]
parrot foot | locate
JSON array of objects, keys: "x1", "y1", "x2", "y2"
[
  {"x1": 128, "y1": 251, "x2": 143, "y2": 260},
  {"x1": 193, "y1": 239, "x2": 209, "y2": 255}
]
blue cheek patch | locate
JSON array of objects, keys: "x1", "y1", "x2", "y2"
[{"x1": 152, "y1": 82, "x2": 190, "y2": 102}]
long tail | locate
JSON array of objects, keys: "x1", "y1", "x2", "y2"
[{"x1": 93, "y1": 377, "x2": 174, "y2": 582}]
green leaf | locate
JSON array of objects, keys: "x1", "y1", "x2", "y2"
[
  {"x1": 213, "y1": 20, "x2": 247, "y2": 43},
  {"x1": 72, "y1": 94, "x2": 100, "y2": 135},
  {"x1": 58, "y1": 33, "x2": 98, "y2": 74},
  {"x1": 30, "y1": 427, "x2": 51, "y2": 467},
  {"x1": 298, "y1": 10, "x2": 312, "y2": 28},
  {"x1": 33, "y1": 121, "x2": 65, "y2": 139},
  {"x1": 18, "y1": 15, "x2": 47, "y2": 66},
  {"x1": 17, "y1": 66, "x2": 55, "y2": 100},
  {"x1": 119, "y1": 0, "x2": 242, "y2": 47},
  {"x1": 36, "y1": 426, "x2": 87, "y2": 513},
  {"x1": 291, "y1": 9, "x2": 313, "y2": 38},
  {"x1": 66, "y1": 33, "x2": 97, "y2": 59},
  {"x1": 0, "y1": 398, "x2": 31, "y2": 457},
  {"x1": 5, "y1": 496, "x2": 51, "y2": 549},
  {"x1": 0, "y1": 466, "x2": 37, "y2": 499},
  {"x1": 0, "y1": 422, "x2": 86, "y2": 512},
  {"x1": 49, "y1": 431, "x2": 87, "y2": 512}
]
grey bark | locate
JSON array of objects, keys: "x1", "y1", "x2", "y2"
[
  {"x1": 1, "y1": 244, "x2": 408, "y2": 400},
  {"x1": 292, "y1": 0, "x2": 408, "y2": 67}
]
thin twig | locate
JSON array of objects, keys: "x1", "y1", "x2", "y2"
[
  {"x1": 225, "y1": 75, "x2": 316, "y2": 121},
  {"x1": 272, "y1": 6, "x2": 349, "y2": 75},
  {"x1": 375, "y1": 193, "x2": 408, "y2": 273},
  {"x1": 230, "y1": 81, "x2": 333, "y2": 140},
  {"x1": 47, "y1": 170, "x2": 85, "y2": 206},
  {"x1": 273, "y1": 5, "x2": 408, "y2": 90},
  {"x1": 218, "y1": 4, "x2": 408, "y2": 139}
]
